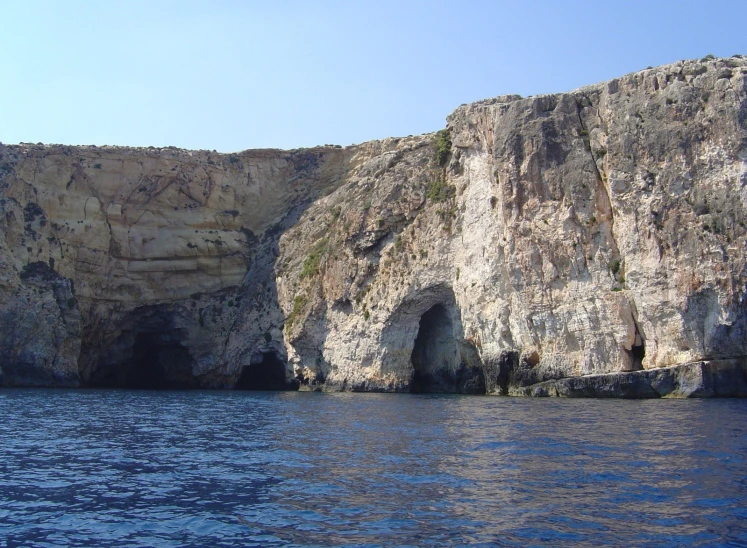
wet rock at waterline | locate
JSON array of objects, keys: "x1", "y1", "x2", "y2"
[
  {"x1": 514, "y1": 359, "x2": 747, "y2": 398},
  {"x1": 2, "y1": 56, "x2": 747, "y2": 397}
]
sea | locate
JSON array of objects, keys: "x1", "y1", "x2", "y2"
[{"x1": 0, "y1": 389, "x2": 746, "y2": 547}]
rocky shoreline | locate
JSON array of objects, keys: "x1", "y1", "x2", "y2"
[{"x1": 512, "y1": 359, "x2": 747, "y2": 398}]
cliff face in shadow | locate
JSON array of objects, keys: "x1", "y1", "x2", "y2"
[
  {"x1": 2, "y1": 56, "x2": 747, "y2": 396},
  {"x1": 0, "y1": 145, "x2": 353, "y2": 388}
]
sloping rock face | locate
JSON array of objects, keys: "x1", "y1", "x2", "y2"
[{"x1": 2, "y1": 56, "x2": 747, "y2": 396}]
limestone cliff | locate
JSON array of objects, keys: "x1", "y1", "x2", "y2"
[
  {"x1": 2, "y1": 56, "x2": 747, "y2": 396},
  {"x1": 0, "y1": 145, "x2": 352, "y2": 387}
]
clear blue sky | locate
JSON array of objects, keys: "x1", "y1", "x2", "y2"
[{"x1": 1, "y1": 0, "x2": 745, "y2": 152}]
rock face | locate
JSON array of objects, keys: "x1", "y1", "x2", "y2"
[
  {"x1": 0, "y1": 145, "x2": 351, "y2": 388},
  {"x1": 2, "y1": 56, "x2": 747, "y2": 396}
]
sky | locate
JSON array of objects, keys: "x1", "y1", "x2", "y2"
[{"x1": 1, "y1": 0, "x2": 746, "y2": 152}]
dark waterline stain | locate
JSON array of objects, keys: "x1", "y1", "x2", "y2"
[{"x1": 1, "y1": 390, "x2": 746, "y2": 547}]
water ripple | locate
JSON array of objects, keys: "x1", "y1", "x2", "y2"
[{"x1": 0, "y1": 390, "x2": 746, "y2": 546}]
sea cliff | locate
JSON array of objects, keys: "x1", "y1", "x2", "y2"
[{"x1": 2, "y1": 56, "x2": 746, "y2": 396}]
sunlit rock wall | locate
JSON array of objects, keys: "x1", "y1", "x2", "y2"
[
  {"x1": 1, "y1": 56, "x2": 746, "y2": 396},
  {"x1": 277, "y1": 56, "x2": 747, "y2": 396}
]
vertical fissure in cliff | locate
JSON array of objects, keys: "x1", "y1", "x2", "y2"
[
  {"x1": 575, "y1": 95, "x2": 606, "y2": 186},
  {"x1": 575, "y1": 94, "x2": 621, "y2": 262}
]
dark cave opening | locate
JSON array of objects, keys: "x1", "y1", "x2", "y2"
[
  {"x1": 630, "y1": 340, "x2": 646, "y2": 371},
  {"x1": 411, "y1": 304, "x2": 460, "y2": 393},
  {"x1": 124, "y1": 331, "x2": 197, "y2": 389},
  {"x1": 235, "y1": 352, "x2": 298, "y2": 391},
  {"x1": 627, "y1": 322, "x2": 646, "y2": 372},
  {"x1": 410, "y1": 303, "x2": 486, "y2": 394},
  {"x1": 84, "y1": 314, "x2": 200, "y2": 389},
  {"x1": 127, "y1": 332, "x2": 167, "y2": 389}
]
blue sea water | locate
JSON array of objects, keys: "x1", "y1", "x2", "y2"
[{"x1": 0, "y1": 390, "x2": 746, "y2": 547}]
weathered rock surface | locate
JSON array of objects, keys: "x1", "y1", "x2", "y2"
[
  {"x1": 0, "y1": 145, "x2": 352, "y2": 387},
  {"x1": 2, "y1": 56, "x2": 747, "y2": 396}
]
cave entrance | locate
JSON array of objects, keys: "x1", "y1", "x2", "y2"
[
  {"x1": 410, "y1": 303, "x2": 487, "y2": 394},
  {"x1": 411, "y1": 304, "x2": 460, "y2": 393},
  {"x1": 626, "y1": 321, "x2": 646, "y2": 371},
  {"x1": 629, "y1": 337, "x2": 646, "y2": 371},
  {"x1": 125, "y1": 331, "x2": 197, "y2": 389},
  {"x1": 631, "y1": 341, "x2": 645, "y2": 364},
  {"x1": 235, "y1": 352, "x2": 298, "y2": 391},
  {"x1": 83, "y1": 307, "x2": 200, "y2": 389}
]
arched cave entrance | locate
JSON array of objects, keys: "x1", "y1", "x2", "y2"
[
  {"x1": 630, "y1": 340, "x2": 645, "y2": 367},
  {"x1": 410, "y1": 304, "x2": 485, "y2": 394},
  {"x1": 84, "y1": 307, "x2": 200, "y2": 389},
  {"x1": 235, "y1": 352, "x2": 299, "y2": 391}
]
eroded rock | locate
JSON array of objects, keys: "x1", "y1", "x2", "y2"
[{"x1": 2, "y1": 57, "x2": 747, "y2": 396}]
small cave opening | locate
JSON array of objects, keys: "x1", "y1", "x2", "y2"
[
  {"x1": 627, "y1": 322, "x2": 646, "y2": 371},
  {"x1": 630, "y1": 340, "x2": 646, "y2": 370},
  {"x1": 235, "y1": 352, "x2": 298, "y2": 391}
]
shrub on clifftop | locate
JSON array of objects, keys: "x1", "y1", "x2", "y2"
[{"x1": 435, "y1": 129, "x2": 451, "y2": 166}]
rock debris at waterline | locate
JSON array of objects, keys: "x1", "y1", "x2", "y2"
[{"x1": 1, "y1": 56, "x2": 747, "y2": 397}]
